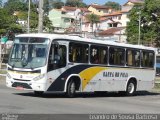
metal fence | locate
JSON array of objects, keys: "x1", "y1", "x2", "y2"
[{"x1": 0, "y1": 41, "x2": 13, "y2": 64}]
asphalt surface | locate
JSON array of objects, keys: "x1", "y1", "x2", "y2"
[{"x1": 0, "y1": 79, "x2": 160, "y2": 119}]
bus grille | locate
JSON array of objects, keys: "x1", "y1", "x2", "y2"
[{"x1": 12, "y1": 82, "x2": 32, "y2": 89}]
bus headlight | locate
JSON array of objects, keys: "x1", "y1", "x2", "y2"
[
  {"x1": 33, "y1": 74, "x2": 45, "y2": 81},
  {"x1": 7, "y1": 72, "x2": 12, "y2": 79}
]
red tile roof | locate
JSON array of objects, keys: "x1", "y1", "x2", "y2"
[
  {"x1": 99, "y1": 27, "x2": 125, "y2": 36},
  {"x1": 62, "y1": 6, "x2": 76, "y2": 11},
  {"x1": 99, "y1": 17, "x2": 114, "y2": 22},
  {"x1": 100, "y1": 17, "x2": 108, "y2": 21},
  {"x1": 80, "y1": 8, "x2": 90, "y2": 12},
  {"x1": 103, "y1": 11, "x2": 122, "y2": 17}
]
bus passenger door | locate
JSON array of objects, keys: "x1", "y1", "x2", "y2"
[
  {"x1": 48, "y1": 43, "x2": 66, "y2": 71},
  {"x1": 47, "y1": 42, "x2": 67, "y2": 90}
]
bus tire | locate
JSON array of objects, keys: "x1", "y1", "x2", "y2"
[
  {"x1": 34, "y1": 91, "x2": 44, "y2": 96},
  {"x1": 126, "y1": 80, "x2": 136, "y2": 96},
  {"x1": 66, "y1": 80, "x2": 76, "y2": 98}
]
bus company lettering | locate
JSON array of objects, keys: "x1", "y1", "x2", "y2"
[{"x1": 103, "y1": 72, "x2": 128, "y2": 78}]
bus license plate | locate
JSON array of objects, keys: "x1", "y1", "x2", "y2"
[{"x1": 16, "y1": 86, "x2": 24, "y2": 90}]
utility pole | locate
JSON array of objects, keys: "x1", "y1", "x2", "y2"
[
  {"x1": 138, "y1": 11, "x2": 141, "y2": 45},
  {"x1": 38, "y1": 0, "x2": 44, "y2": 33},
  {"x1": 27, "y1": 0, "x2": 31, "y2": 33}
]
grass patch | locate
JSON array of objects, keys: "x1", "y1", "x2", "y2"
[
  {"x1": 153, "y1": 81, "x2": 160, "y2": 92},
  {"x1": 0, "y1": 70, "x2": 7, "y2": 74},
  {"x1": 154, "y1": 84, "x2": 160, "y2": 89}
]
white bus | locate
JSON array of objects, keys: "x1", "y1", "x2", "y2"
[{"x1": 6, "y1": 33, "x2": 156, "y2": 97}]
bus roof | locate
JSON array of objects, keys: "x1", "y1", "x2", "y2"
[{"x1": 16, "y1": 33, "x2": 155, "y2": 51}]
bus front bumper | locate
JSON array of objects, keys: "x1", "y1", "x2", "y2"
[{"x1": 6, "y1": 78, "x2": 46, "y2": 91}]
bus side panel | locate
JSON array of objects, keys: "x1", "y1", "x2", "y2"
[
  {"x1": 82, "y1": 67, "x2": 155, "y2": 92},
  {"x1": 136, "y1": 70, "x2": 155, "y2": 90},
  {"x1": 46, "y1": 65, "x2": 155, "y2": 92},
  {"x1": 47, "y1": 65, "x2": 92, "y2": 91}
]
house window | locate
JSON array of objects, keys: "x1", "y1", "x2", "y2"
[
  {"x1": 113, "y1": 23, "x2": 117, "y2": 27},
  {"x1": 109, "y1": 24, "x2": 112, "y2": 27},
  {"x1": 64, "y1": 19, "x2": 70, "y2": 23}
]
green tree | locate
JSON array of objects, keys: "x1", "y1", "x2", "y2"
[
  {"x1": 126, "y1": 5, "x2": 141, "y2": 44},
  {"x1": 86, "y1": 13, "x2": 100, "y2": 33},
  {"x1": 66, "y1": 0, "x2": 87, "y2": 7},
  {"x1": 104, "y1": 1, "x2": 121, "y2": 10},
  {"x1": 43, "y1": 15, "x2": 52, "y2": 32},
  {"x1": 0, "y1": 8, "x2": 16, "y2": 34},
  {"x1": 126, "y1": 0, "x2": 160, "y2": 46},
  {"x1": 52, "y1": 1, "x2": 64, "y2": 9},
  {"x1": 4, "y1": 0, "x2": 28, "y2": 13},
  {"x1": 46, "y1": 0, "x2": 64, "y2": 10},
  {"x1": 29, "y1": 11, "x2": 38, "y2": 32},
  {"x1": 16, "y1": 11, "x2": 28, "y2": 20},
  {"x1": 0, "y1": 0, "x2": 52, "y2": 34},
  {"x1": 142, "y1": 0, "x2": 160, "y2": 46}
]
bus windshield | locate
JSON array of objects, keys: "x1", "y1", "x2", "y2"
[{"x1": 8, "y1": 37, "x2": 50, "y2": 69}]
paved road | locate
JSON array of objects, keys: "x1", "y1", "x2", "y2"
[{"x1": 0, "y1": 80, "x2": 160, "y2": 115}]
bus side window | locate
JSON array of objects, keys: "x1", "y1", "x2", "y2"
[
  {"x1": 141, "y1": 51, "x2": 154, "y2": 68},
  {"x1": 90, "y1": 47, "x2": 99, "y2": 64},
  {"x1": 90, "y1": 45, "x2": 107, "y2": 64},
  {"x1": 109, "y1": 47, "x2": 125, "y2": 66},
  {"x1": 69, "y1": 42, "x2": 88, "y2": 63},
  {"x1": 109, "y1": 48, "x2": 114, "y2": 65},
  {"x1": 134, "y1": 51, "x2": 140, "y2": 67},
  {"x1": 149, "y1": 52, "x2": 154, "y2": 67},
  {"x1": 72, "y1": 48, "x2": 77, "y2": 62},
  {"x1": 127, "y1": 50, "x2": 133, "y2": 66},
  {"x1": 126, "y1": 49, "x2": 140, "y2": 67}
]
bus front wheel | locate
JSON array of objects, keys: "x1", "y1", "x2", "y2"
[
  {"x1": 66, "y1": 80, "x2": 76, "y2": 98},
  {"x1": 126, "y1": 80, "x2": 136, "y2": 96}
]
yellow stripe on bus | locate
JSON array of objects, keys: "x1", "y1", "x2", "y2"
[{"x1": 79, "y1": 67, "x2": 106, "y2": 90}]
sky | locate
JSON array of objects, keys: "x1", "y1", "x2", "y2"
[
  {"x1": 2, "y1": 0, "x2": 128, "y2": 5},
  {"x1": 83, "y1": 0, "x2": 128, "y2": 5}
]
